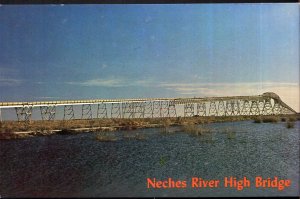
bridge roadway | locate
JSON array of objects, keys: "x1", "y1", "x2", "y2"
[{"x1": 0, "y1": 92, "x2": 297, "y2": 122}]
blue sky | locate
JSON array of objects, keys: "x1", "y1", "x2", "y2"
[{"x1": 0, "y1": 4, "x2": 299, "y2": 111}]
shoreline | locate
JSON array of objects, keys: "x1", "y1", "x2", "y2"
[{"x1": 0, "y1": 114, "x2": 299, "y2": 140}]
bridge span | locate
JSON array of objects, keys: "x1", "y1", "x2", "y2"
[{"x1": 0, "y1": 92, "x2": 297, "y2": 122}]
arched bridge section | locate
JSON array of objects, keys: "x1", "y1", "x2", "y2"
[{"x1": 0, "y1": 92, "x2": 297, "y2": 122}]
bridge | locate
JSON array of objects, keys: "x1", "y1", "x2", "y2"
[{"x1": 0, "y1": 92, "x2": 297, "y2": 122}]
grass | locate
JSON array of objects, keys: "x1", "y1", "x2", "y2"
[
  {"x1": 159, "y1": 156, "x2": 169, "y2": 166},
  {"x1": 135, "y1": 133, "x2": 147, "y2": 140},
  {"x1": 1, "y1": 114, "x2": 298, "y2": 136},
  {"x1": 160, "y1": 126, "x2": 171, "y2": 134},
  {"x1": 123, "y1": 131, "x2": 147, "y2": 140},
  {"x1": 95, "y1": 132, "x2": 118, "y2": 142},
  {"x1": 222, "y1": 127, "x2": 236, "y2": 139},
  {"x1": 182, "y1": 123, "x2": 211, "y2": 137},
  {"x1": 227, "y1": 131, "x2": 236, "y2": 139},
  {"x1": 182, "y1": 124, "x2": 201, "y2": 135}
]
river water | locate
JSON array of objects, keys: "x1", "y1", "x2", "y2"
[{"x1": 0, "y1": 121, "x2": 299, "y2": 197}]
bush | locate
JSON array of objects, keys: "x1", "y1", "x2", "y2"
[
  {"x1": 288, "y1": 117, "x2": 296, "y2": 122},
  {"x1": 286, "y1": 121, "x2": 295, "y2": 129},
  {"x1": 262, "y1": 116, "x2": 278, "y2": 123},
  {"x1": 253, "y1": 118, "x2": 262, "y2": 123},
  {"x1": 223, "y1": 127, "x2": 236, "y2": 139},
  {"x1": 95, "y1": 132, "x2": 118, "y2": 142},
  {"x1": 182, "y1": 124, "x2": 211, "y2": 136}
]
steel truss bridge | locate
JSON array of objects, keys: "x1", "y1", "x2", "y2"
[{"x1": 0, "y1": 92, "x2": 297, "y2": 122}]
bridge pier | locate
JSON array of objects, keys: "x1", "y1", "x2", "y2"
[
  {"x1": 82, "y1": 104, "x2": 92, "y2": 119},
  {"x1": 63, "y1": 105, "x2": 75, "y2": 120},
  {"x1": 144, "y1": 101, "x2": 153, "y2": 118},
  {"x1": 234, "y1": 100, "x2": 241, "y2": 115},
  {"x1": 134, "y1": 102, "x2": 145, "y2": 118},
  {"x1": 226, "y1": 100, "x2": 239, "y2": 116},
  {"x1": 15, "y1": 106, "x2": 33, "y2": 122},
  {"x1": 250, "y1": 100, "x2": 259, "y2": 115},
  {"x1": 217, "y1": 101, "x2": 225, "y2": 116},
  {"x1": 262, "y1": 98, "x2": 273, "y2": 115},
  {"x1": 40, "y1": 106, "x2": 56, "y2": 120},
  {"x1": 184, "y1": 103, "x2": 194, "y2": 117},
  {"x1": 209, "y1": 101, "x2": 217, "y2": 116},
  {"x1": 111, "y1": 103, "x2": 121, "y2": 118},
  {"x1": 122, "y1": 102, "x2": 134, "y2": 118},
  {"x1": 258, "y1": 100, "x2": 265, "y2": 114},
  {"x1": 272, "y1": 100, "x2": 282, "y2": 114},
  {"x1": 197, "y1": 102, "x2": 206, "y2": 116},
  {"x1": 241, "y1": 100, "x2": 250, "y2": 115},
  {"x1": 97, "y1": 103, "x2": 108, "y2": 118},
  {"x1": 168, "y1": 100, "x2": 177, "y2": 117},
  {"x1": 152, "y1": 101, "x2": 161, "y2": 118},
  {"x1": 160, "y1": 101, "x2": 169, "y2": 117}
]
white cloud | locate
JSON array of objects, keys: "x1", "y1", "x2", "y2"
[
  {"x1": 67, "y1": 77, "x2": 156, "y2": 88},
  {"x1": 101, "y1": 63, "x2": 107, "y2": 69},
  {"x1": 0, "y1": 78, "x2": 22, "y2": 86},
  {"x1": 145, "y1": 16, "x2": 152, "y2": 23},
  {"x1": 67, "y1": 78, "x2": 123, "y2": 87},
  {"x1": 36, "y1": 96, "x2": 58, "y2": 100},
  {"x1": 159, "y1": 81, "x2": 299, "y2": 112}
]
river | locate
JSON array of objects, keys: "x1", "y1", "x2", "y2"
[{"x1": 0, "y1": 120, "x2": 299, "y2": 197}]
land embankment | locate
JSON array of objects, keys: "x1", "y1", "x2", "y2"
[{"x1": 0, "y1": 114, "x2": 299, "y2": 140}]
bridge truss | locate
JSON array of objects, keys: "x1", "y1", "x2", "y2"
[{"x1": 0, "y1": 92, "x2": 297, "y2": 122}]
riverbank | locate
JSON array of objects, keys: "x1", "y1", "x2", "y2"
[{"x1": 0, "y1": 114, "x2": 299, "y2": 140}]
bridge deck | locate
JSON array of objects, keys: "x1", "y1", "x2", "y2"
[{"x1": 0, "y1": 94, "x2": 269, "y2": 108}]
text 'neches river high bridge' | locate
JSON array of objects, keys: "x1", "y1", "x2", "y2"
[{"x1": 0, "y1": 92, "x2": 297, "y2": 122}]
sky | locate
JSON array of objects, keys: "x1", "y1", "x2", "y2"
[{"x1": 0, "y1": 4, "x2": 299, "y2": 112}]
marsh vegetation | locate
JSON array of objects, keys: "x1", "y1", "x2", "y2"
[{"x1": 0, "y1": 113, "x2": 299, "y2": 139}]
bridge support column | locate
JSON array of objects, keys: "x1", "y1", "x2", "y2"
[
  {"x1": 122, "y1": 102, "x2": 134, "y2": 118},
  {"x1": 250, "y1": 101, "x2": 259, "y2": 115},
  {"x1": 40, "y1": 106, "x2": 56, "y2": 120},
  {"x1": 63, "y1": 105, "x2": 75, "y2": 120},
  {"x1": 111, "y1": 103, "x2": 121, "y2": 118},
  {"x1": 241, "y1": 100, "x2": 250, "y2": 115},
  {"x1": 258, "y1": 100, "x2": 264, "y2": 114},
  {"x1": 262, "y1": 98, "x2": 272, "y2": 115},
  {"x1": 217, "y1": 101, "x2": 225, "y2": 116},
  {"x1": 234, "y1": 101, "x2": 240, "y2": 115},
  {"x1": 144, "y1": 101, "x2": 153, "y2": 118},
  {"x1": 209, "y1": 101, "x2": 217, "y2": 116},
  {"x1": 225, "y1": 100, "x2": 238, "y2": 116},
  {"x1": 82, "y1": 104, "x2": 92, "y2": 119},
  {"x1": 152, "y1": 101, "x2": 161, "y2": 118},
  {"x1": 97, "y1": 103, "x2": 108, "y2": 118},
  {"x1": 15, "y1": 106, "x2": 33, "y2": 122},
  {"x1": 134, "y1": 102, "x2": 145, "y2": 118},
  {"x1": 272, "y1": 100, "x2": 282, "y2": 115},
  {"x1": 160, "y1": 101, "x2": 169, "y2": 117},
  {"x1": 184, "y1": 103, "x2": 194, "y2": 117},
  {"x1": 197, "y1": 102, "x2": 206, "y2": 116},
  {"x1": 168, "y1": 100, "x2": 177, "y2": 117}
]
